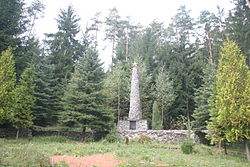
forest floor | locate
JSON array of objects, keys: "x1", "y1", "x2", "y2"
[{"x1": 0, "y1": 136, "x2": 249, "y2": 167}]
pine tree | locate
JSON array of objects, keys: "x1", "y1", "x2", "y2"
[
  {"x1": 226, "y1": 0, "x2": 250, "y2": 66},
  {"x1": 0, "y1": 48, "x2": 16, "y2": 123},
  {"x1": 104, "y1": 8, "x2": 122, "y2": 64},
  {"x1": 208, "y1": 41, "x2": 250, "y2": 161},
  {"x1": 192, "y1": 65, "x2": 216, "y2": 131},
  {"x1": 12, "y1": 66, "x2": 35, "y2": 139},
  {"x1": 60, "y1": 49, "x2": 113, "y2": 140},
  {"x1": 197, "y1": 9, "x2": 226, "y2": 65},
  {"x1": 152, "y1": 101, "x2": 162, "y2": 130}
]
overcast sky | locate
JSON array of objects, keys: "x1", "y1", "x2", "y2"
[{"x1": 25, "y1": 0, "x2": 234, "y2": 68}]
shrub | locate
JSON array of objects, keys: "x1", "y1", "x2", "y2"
[
  {"x1": 138, "y1": 135, "x2": 151, "y2": 143},
  {"x1": 84, "y1": 136, "x2": 94, "y2": 142},
  {"x1": 181, "y1": 140, "x2": 194, "y2": 154},
  {"x1": 104, "y1": 132, "x2": 120, "y2": 143}
]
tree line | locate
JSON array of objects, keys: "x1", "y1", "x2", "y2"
[{"x1": 0, "y1": 0, "x2": 249, "y2": 161}]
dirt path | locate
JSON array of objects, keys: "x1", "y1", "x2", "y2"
[{"x1": 50, "y1": 153, "x2": 125, "y2": 167}]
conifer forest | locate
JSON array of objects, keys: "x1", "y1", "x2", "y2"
[{"x1": 0, "y1": 0, "x2": 250, "y2": 162}]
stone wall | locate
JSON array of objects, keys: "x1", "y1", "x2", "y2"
[
  {"x1": 0, "y1": 127, "x2": 107, "y2": 140},
  {"x1": 0, "y1": 127, "x2": 29, "y2": 138},
  {"x1": 118, "y1": 130, "x2": 195, "y2": 143}
]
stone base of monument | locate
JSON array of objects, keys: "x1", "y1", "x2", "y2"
[
  {"x1": 117, "y1": 120, "x2": 148, "y2": 131},
  {"x1": 117, "y1": 130, "x2": 195, "y2": 143}
]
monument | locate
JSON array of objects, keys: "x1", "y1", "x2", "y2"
[
  {"x1": 118, "y1": 63, "x2": 193, "y2": 143},
  {"x1": 118, "y1": 62, "x2": 148, "y2": 131}
]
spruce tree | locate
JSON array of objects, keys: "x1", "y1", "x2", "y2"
[
  {"x1": 0, "y1": 0, "x2": 44, "y2": 76},
  {"x1": 0, "y1": 0, "x2": 24, "y2": 52},
  {"x1": 164, "y1": 6, "x2": 203, "y2": 128},
  {"x1": 45, "y1": 5, "x2": 83, "y2": 122},
  {"x1": 0, "y1": 48, "x2": 16, "y2": 123},
  {"x1": 32, "y1": 57, "x2": 58, "y2": 126},
  {"x1": 60, "y1": 49, "x2": 113, "y2": 140},
  {"x1": 45, "y1": 5, "x2": 81, "y2": 83},
  {"x1": 208, "y1": 41, "x2": 250, "y2": 161},
  {"x1": 12, "y1": 66, "x2": 35, "y2": 139},
  {"x1": 152, "y1": 101, "x2": 162, "y2": 130},
  {"x1": 192, "y1": 65, "x2": 216, "y2": 131}
]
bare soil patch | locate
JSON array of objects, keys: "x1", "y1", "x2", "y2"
[{"x1": 50, "y1": 153, "x2": 125, "y2": 167}]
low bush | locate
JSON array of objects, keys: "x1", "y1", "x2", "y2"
[
  {"x1": 181, "y1": 140, "x2": 194, "y2": 154},
  {"x1": 103, "y1": 132, "x2": 120, "y2": 143}
]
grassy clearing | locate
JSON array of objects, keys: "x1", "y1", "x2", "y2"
[{"x1": 0, "y1": 136, "x2": 249, "y2": 167}]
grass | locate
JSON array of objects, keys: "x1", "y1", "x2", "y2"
[{"x1": 0, "y1": 136, "x2": 249, "y2": 167}]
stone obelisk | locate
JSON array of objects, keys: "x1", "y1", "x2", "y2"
[
  {"x1": 128, "y1": 62, "x2": 142, "y2": 121},
  {"x1": 117, "y1": 62, "x2": 148, "y2": 131}
]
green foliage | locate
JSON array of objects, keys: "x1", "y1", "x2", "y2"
[
  {"x1": 208, "y1": 41, "x2": 250, "y2": 144},
  {"x1": 104, "y1": 132, "x2": 120, "y2": 143},
  {"x1": 0, "y1": 144, "x2": 50, "y2": 167},
  {"x1": 197, "y1": 9, "x2": 226, "y2": 64},
  {"x1": 44, "y1": 5, "x2": 83, "y2": 123},
  {"x1": 226, "y1": 0, "x2": 250, "y2": 66},
  {"x1": 32, "y1": 57, "x2": 58, "y2": 126},
  {"x1": 152, "y1": 101, "x2": 162, "y2": 130},
  {"x1": 1, "y1": 137, "x2": 249, "y2": 167},
  {"x1": 60, "y1": 49, "x2": 113, "y2": 132},
  {"x1": 0, "y1": 48, "x2": 16, "y2": 122},
  {"x1": 0, "y1": 0, "x2": 24, "y2": 52},
  {"x1": 163, "y1": 6, "x2": 203, "y2": 128},
  {"x1": 181, "y1": 140, "x2": 194, "y2": 154},
  {"x1": 0, "y1": 0, "x2": 44, "y2": 76},
  {"x1": 103, "y1": 61, "x2": 130, "y2": 122},
  {"x1": 11, "y1": 66, "x2": 35, "y2": 131},
  {"x1": 46, "y1": 5, "x2": 81, "y2": 84},
  {"x1": 192, "y1": 65, "x2": 216, "y2": 131},
  {"x1": 154, "y1": 67, "x2": 175, "y2": 128}
]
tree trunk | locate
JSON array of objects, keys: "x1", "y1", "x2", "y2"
[
  {"x1": 117, "y1": 83, "x2": 120, "y2": 123},
  {"x1": 161, "y1": 100, "x2": 164, "y2": 129},
  {"x1": 112, "y1": 39, "x2": 115, "y2": 65},
  {"x1": 16, "y1": 128, "x2": 19, "y2": 140},
  {"x1": 125, "y1": 33, "x2": 129, "y2": 61},
  {"x1": 206, "y1": 30, "x2": 214, "y2": 65},
  {"x1": 80, "y1": 127, "x2": 86, "y2": 142},
  {"x1": 245, "y1": 140, "x2": 250, "y2": 162},
  {"x1": 223, "y1": 142, "x2": 227, "y2": 155}
]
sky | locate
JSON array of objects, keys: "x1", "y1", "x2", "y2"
[{"x1": 25, "y1": 0, "x2": 234, "y2": 69}]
